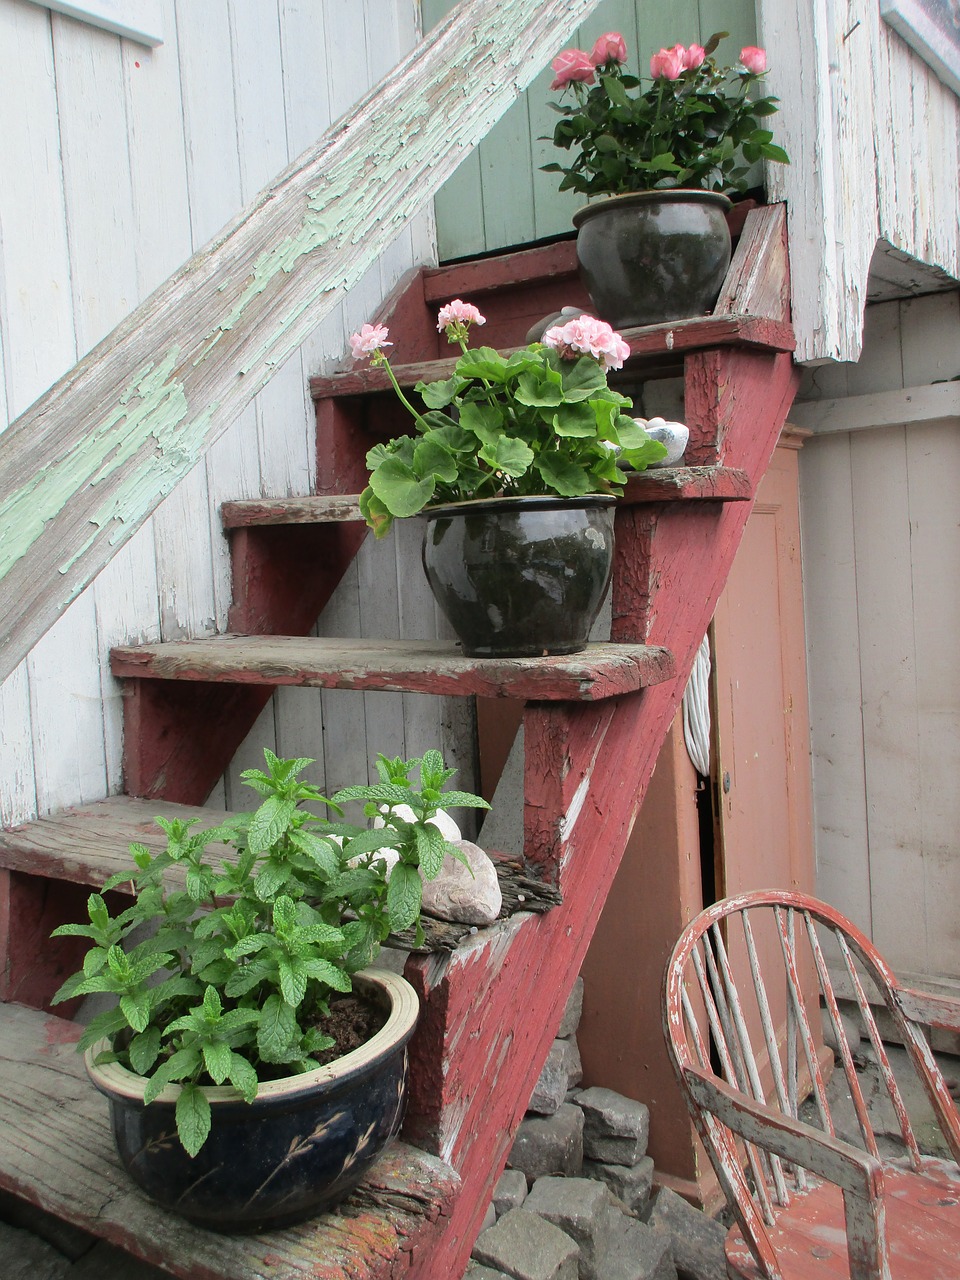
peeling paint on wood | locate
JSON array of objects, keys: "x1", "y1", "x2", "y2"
[{"x1": 0, "y1": 0, "x2": 605, "y2": 686}]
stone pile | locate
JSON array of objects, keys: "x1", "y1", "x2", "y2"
[{"x1": 464, "y1": 978, "x2": 727, "y2": 1280}]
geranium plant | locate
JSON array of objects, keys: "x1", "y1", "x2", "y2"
[
  {"x1": 543, "y1": 30, "x2": 788, "y2": 197},
  {"x1": 354, "y1": 300, "x2": 666, "y2": 538},
  {"x1": 50, "y1": 749, "x2": 488, "y2": 1156}
]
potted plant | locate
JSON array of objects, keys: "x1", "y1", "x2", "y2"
[
  {"x1": 543, "y1": 31, "x2": 789, "y2": 328},
  {"x1": 353, "y1": 302, "x2": 666, "y2": 658},
  {"x1": 50, "y1": 749, "x2": 489, "y2": 1233}
]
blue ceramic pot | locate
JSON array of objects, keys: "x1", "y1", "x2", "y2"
[
  {"x1": 86, "y1": 970, "x2": 418, "y2": 1233},
  {"x1": 421, "y1": 494, "x2": 616, "y2": 658}
]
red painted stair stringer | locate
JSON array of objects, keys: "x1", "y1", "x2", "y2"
[{"x1": 401, "y1": 347, "x2": 800, "y2": 1275}]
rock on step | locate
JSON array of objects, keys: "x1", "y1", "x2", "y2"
[
  {"x1": 575, "y1": 1086, "x2": 650, "y2": 1166},
  {"x1": 508, "y1": 1102, "x2": 584, "y2": 1183},
  {"x1": 582, "y1": 1154, "x2": 654, "y2": 1213},
  {"x1": 523, "y1": 1176, "x2": 610, "y2": 1279}
]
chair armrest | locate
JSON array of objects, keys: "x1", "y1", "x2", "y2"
[
  {"x1": 896, "y1": 986, "x2": 960, "y2": 1033},
  {"x1": 682, "y1": 1068, "x2": 885, "y2": 1197}
]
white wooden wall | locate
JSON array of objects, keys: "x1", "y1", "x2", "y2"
[
  {"x1": 792, "y1": 291, "x2": 960, "y2": 981},
  {"x1": 0, "y1": 0, "x2": 475, "y2": 827},
  {"x1": 758, "y1": 0, "x2": 960, "y2": 364}
]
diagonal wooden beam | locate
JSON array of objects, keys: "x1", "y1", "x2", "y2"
[{"x1": 0, "y1": 0, "x2": 603, "y2": 686}]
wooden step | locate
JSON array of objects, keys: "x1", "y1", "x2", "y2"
[
  {"x1": 220, "y1": 467, "x2": 753, "y2": 530},
  {"x1": 309, "y1": 312, "x2": 795, "y2": 404},
  {"x1": 110, "y1": 637, "x2": 676, "y2": 701},
  {"x1": 0, "y1": 1002, "x2": 460, "y2": 1280}
]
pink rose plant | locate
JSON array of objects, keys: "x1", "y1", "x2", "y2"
[
  {"x1": 545, "y1": 30, "x2": 787, "y2": 197},
  {"x1": 590, "y1": 32, "x2": 627, "y2": 67},
  {"x1": 550, "y1": 48, "x2": 595, "y2": 90},
  {"x1": 739, "y1": 46, "x2": 767, "y2": 74}
]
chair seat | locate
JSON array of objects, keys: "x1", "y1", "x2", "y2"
[{"x1": 726, "y1": 1157, "x2": 960, "y2": 1279}]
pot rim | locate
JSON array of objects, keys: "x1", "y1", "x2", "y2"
[
  {"x1": 424, "y1": 493, "x2": 616, "y2": 519},
  {"x1": 572, "y1": 188, "x2": 733, "y2": 228},
  {"x1": 85, "y1": 968, "x2": 419, "y2": 1107}
]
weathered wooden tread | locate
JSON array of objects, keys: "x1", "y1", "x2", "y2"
[
  {"x1": 0, "y1": 1002, "x2": 460, "y2": 1280},
  {"x1": 221, "y1": 495, "x2": 364, "y2": 528},
  {"x1": 110, "y1": 637, "x2": 675, "y2": 700},
  {"x1": 0, "y1": 797, "x2": 562, "y2": 946},
  {"x1": 309, "y1": 313, "x2": 795, "y2": 402},
  {"x1": 219, "y1": 467, "x2": 752, "y2": 529}
]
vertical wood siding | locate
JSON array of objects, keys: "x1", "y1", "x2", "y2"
[
  {"x1": 424, "y1": 0, "x2": 757, "y2": 261},
  {"x1": 794, "y1": 292, "x2": 960, "y2": 980},
  {"x1": 0, "y1": 0, "x2": 463, "y2": 825},
  {"x1": 759, "y1": 0, "x2": 960, "y2": 363}
]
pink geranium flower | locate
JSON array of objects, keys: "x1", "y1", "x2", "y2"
[
  {"x1": 550, "y1": 48, "x2": 596, "y2": 90},
  {"x1": 590, "y1": 32, "x2": 627, "y2": 67},
  {"x1": 650, "y1": 44, "x2": 686, "y2": 81},
  {"x1": 437, "y1": 300, "x2": 486, "y2": 332},
  {"x1": 349, "y1": 323, "x2": 391, "y2": 360},
  {"x1": 543, "y1": 315, "x2": 630, "y2": 372},
  {"x1": 739, "y1": 46, "x2": 767, "y2": 73}
]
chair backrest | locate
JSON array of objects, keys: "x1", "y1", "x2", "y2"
[{"x1": 662, "y1": 890, "x2": 960, "y2": 1279}]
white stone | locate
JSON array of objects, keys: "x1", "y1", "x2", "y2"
[
  {"x1": 634, "y1": 416, "x2": 689, "y2": 467},
  {"x1": 421, "y1": 839, "x2": 502, "y2": 925},
  {"x1": 374, "y1": 804, "x2": 462, "y2": 842}
]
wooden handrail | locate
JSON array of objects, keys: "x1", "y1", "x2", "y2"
[{"x1": 0, "y1": 0, "x2": 602, "y2": 686}]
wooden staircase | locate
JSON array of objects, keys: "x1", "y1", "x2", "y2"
[{"x1": 0, "y1": 205, "x2": 798, "y2": 1278}]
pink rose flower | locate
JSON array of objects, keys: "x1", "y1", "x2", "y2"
[
  {"x1": 590, "y1": 31, "x2": 627, "y2": 67},
  {"x1": 739, "y1": 45, "x2": 767, "y2": 73},
  {"x1": 650, "y1": 44, "x2": 686, "y2": 80},
  {"x1": 683, "y1": 43, "x2": 706, "y2": 70},
  {"x1": 550, "y1": 48, "x2": 596, "y2": 90},
  {"x1": 543, "y1": 316, "x2": 630, "y2": 372},
  {"x1": 349, "y1": 323, "x2": 391, "y2": 359},
  {"x1": 436, "y1": 300, "x2": 486, "y2": 332}
]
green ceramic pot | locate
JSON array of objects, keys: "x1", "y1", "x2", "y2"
[
  {"x1": 572, "y1": 190, "x2": 732, "y2": 329},
  {"x1": 421, "y1": 495, "x2": 616, "y2": 658}
]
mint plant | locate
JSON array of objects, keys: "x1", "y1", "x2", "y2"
[{"x1": 51, "y1": 749, "x2": 489, "y2": 1157}]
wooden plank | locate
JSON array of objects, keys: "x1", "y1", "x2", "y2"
[
  {"x1": 222, "y1": 496, "x2": 363, "y2": 527},
  {"x1": 713, "y1": 205, "x2": 791, "y2": 324},
  {"x1": 220, "y1": 471, "x2": 753, "y2": 527},
  {"x1": 110, "y1": 637, "x2": 676, "y2": 702},
  {"x1": 621, "y1": 467, "x2": 753, "y2": 504},
  {"x1": 0, "y1": 1002, "x2": 459, "y2": 1280},
  {"x1": 788, "y1": 381, "x2": 960, "y2": 434},
  {"x1": 0, "y1": 0, "x2": 605, "y2": 687},
  {"x1": 423, "y1": 239, "x2": 579, "y2": 302},
  {"x1": 310, "y1": 314, "x2": 796, "y2": 401},
  {"x1": 0, "y1": 795, "x2": 227, "y2": 887}
]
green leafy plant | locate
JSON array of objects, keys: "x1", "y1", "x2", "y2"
[
  {"x1": 51, "y1": 749, "x2": 489, "y2": 1157},
  {"x1": 543, "y1": 31, "x2": 788, "y2": 198},
  {"x1": 351, "y1": 301, "x2": 666, "y2": 538}
]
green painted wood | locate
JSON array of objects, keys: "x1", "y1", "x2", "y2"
[
  {"x1": 0, "y1": 0, "x2": 605, "y2": 688},
  {"x1": 426, "y1": 0, "x2": 758, "y2": 260}
]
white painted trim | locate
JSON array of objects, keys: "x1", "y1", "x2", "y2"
[
  {"x1": 880, "y1": 0, "x2": 960, "y2": 97},
  {"x1": 21, "y1": 0, "x2": 162, "y2": 47},
  {"x1": 790, "y1": 381, "x2": 960, "y2": 432}
]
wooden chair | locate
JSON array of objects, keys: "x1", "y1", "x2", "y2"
[{"x1": 663, "y1": 890, "x2": 960, "y2": 1279}]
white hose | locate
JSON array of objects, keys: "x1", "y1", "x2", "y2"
[{"x1": 682, "y1": 632, "x2": 712, "y2": 777}]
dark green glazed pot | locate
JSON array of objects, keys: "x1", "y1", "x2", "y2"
[
  {"x1": 86, "y1": 970, "x2": 418, "y2": 1233},
  {"x1": 421, "y1": 495, "x2": 616, "y2": 658},
  {"x1": 572, "y1": 190, "x2": 732, "y2": 329}
]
